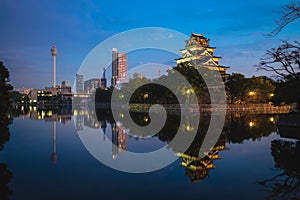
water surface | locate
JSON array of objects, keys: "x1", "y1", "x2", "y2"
[{"x1": 0, "y1": 107, "x2": 299, "y2": 200}]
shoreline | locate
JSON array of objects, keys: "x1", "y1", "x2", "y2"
[{"x1": 12, "y1": 102, "x2": 295, "y2": 114}]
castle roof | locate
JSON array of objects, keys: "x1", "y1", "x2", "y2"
[{"x1": 191, "y1": 33, "x2": 208, "y2": 40}]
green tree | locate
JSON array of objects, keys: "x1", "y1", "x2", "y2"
[
  {"x1": 0, "y1": 163, "x2": 13, "y2": 200},
  {"x1": 0, "y1": 62, "x2": 13, "y2": 150},
  {"x1": 245, "y1": 76, "x2": 275, "y2": 103},
  {"x1": 226, "y1": 74, "x2": 275, "y2": 104},
  {"x1": 95, "y1": 87, "x2": 113, "y2": 103},
  {"x1": 173, "y1": 63, "x2": 211, "y2": 104},
  {"x1": 225, "y1": 73, "x2": 248, "y2": 104},
  {"x1": 0, "y1": 62, "x2": 14, "y2": 199},
  {"x1": 272, "y1": 77, "x2": 300, "y2": 106},
  {"x1": 0, "y1": 62, "x2": 12, "y2": 107}
]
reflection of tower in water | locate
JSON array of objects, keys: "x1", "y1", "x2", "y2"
[
  {"x1": 100, "y1": 121, "x2": 107, "y2": 141},
  {"x1": 111, "y1": 122, "x2": 127, "y2": 159},
  {"x1": 51, "y1": 121, "x2": 57, "y2": 164}
]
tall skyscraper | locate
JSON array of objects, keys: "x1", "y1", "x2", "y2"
[
  {"x1": 51, "y1": 45, "x2": 57, "y2": 87},
  {"x1": 61, "y1": 80, "x2": 70, "y2": 87},
  {"x1": 100, "y1": 67, "x2": 107, "y2": 89},
  {"x1": 117, "y1": 52, "x2": 128, "y2": 84},
  {"x1": 112, "y1": 48, "x2": 118, "y2": 87},
  {"x1": 76, "y1": 74, "x2": 84, "y2": 93},
  {"x1": 84, "y1": 78, "x2": 100, "y2": 93},
  {"x1": 111, "y1": 48, "x2": 128, "y2": 87}
]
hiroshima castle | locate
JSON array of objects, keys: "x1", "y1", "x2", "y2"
[{"x1": 175, "y1": 33, "x2": 229, "y2": 79}]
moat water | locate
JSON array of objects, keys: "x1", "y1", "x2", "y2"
[{"x1": 0, "y1": 106, "x2": 299, "y2": 200}]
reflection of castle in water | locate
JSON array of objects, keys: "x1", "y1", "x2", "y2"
[
  {"x1": 176, "y1": 140, "x2": 229, "y2": 183},
  {"x1": 14, "y1": 105, "x2": 296, "y2": 184}
]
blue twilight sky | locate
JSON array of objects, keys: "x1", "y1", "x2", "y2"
[{"x1": 0, "y1": 0, "x2": 299, "y2": 89}]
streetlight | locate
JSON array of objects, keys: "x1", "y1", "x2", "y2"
[
  {"x1": 249, "y1": 121, "x2": 255, "y2": 127},
  {"x1": 249, "y1": 91, "x2": 255, "y2": 96},
  {"x1": 143, "y1": 93, "x2": 148, "y2": 99},
  {"x1": 185, "y1": 89, "x2": 194, "y2": 104}
]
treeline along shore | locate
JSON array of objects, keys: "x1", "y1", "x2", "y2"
[{"x1": 94, "y1": 102, "x2": 294, "y2": 114}]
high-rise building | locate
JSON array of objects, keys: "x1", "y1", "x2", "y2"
[
  {"x1": 100, "y1": 67, "x2": 107, "y2": 89},
  {"x1": 61, "y1": 80, "x2": 70, "y2": 87},
  {"x1": 84, "y1": 78, "x2": 100, "y2": 93},
  {"x1": 133, "y1": 72, "x2": 145, "y2": 79},
  {"x1": 111, "y1": 48, "x2": 128, "y2": 87},
  {"x1": 76, "y1": 74, "x2": 84, "y2": 93},
  {"x1": 117, "y1": 52, "x2": 128, "y2": 84},
  {"x1": 112, "y1": 48, "x2": 118, "y2": 87}
]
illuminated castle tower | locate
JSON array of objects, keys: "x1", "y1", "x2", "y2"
[
  {"x1": 51, "y1": 45, "x2": 57, "y2": 87},
  {"x1": 175, "y1": 33, "x2": 229, "y2": 79}
]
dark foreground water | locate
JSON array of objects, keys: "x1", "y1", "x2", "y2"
[{"x1": 0, "y1": 106, "x2": 299, "y2": 200}]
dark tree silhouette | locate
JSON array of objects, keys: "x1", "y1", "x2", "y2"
[
  {"x1": 0, "y1": 61, "x2": 13, "y2": 200},
  {"x1": 270, "y1": 1, "x2": 300, "y2": 36},
  {"x1": 0, "y1": 62, "x2": 12, "y2": 150},
  {"x1": 0, "y1": 164, "x2": 13, "y2": 200},
  {"x1": 258, "y1": 140, "x2": 300, "y2": 199},
  {"x1": 256, "y1": 40, "x2": 300, "y2": 80}
]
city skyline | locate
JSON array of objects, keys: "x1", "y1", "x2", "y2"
[{"x1": 1, "y1": 0, "x2": 299, "y2": 89}]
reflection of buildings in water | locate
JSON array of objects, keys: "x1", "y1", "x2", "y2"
[
  {"x1": 74, "y1": 109, "x2": 128, "y2": 159},
  {"x1": 74, "y1": 109, "x2": 88, "y2": 131},
  {"x1": 176, "y1": 141, "x2": 229, "y2": 183},
  {"x1": 75, "y1": 115, "x2": 84, "y2": 131},
  {"x1": 84, "y1": 112, "x2": 100, "y2": 129},
  {"x1": 111, "y1": 122, "x2": 128, "y2": 159},
  {"x1": 28, "y1": 106, "x2": 72, "y2": 125},
  {"x1": 74, "y1": 109, "x2": 100, "y2": 129},
  {"x1": 100, "y1": 121, "x2": 107, "y2": 141},
  {"x1": 25, "y1": 107, "x2": 72, "y2": 164},
  {"x1": 14, "y1": 106, "x2": 72, "y2": 165},
  {"x1": 73, "y1": 109, "x2": 128, "y2": 159}
]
